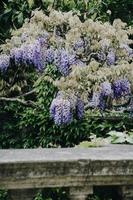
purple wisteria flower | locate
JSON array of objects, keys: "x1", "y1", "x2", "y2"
[
  {"x1": 98, "y1": 94, "x2": 106, "y2": 110},
  {"x1": 90, "y1": 92, "x2": 100, "y2": 108},
  {"x1": 23, "y1": 44, "x2": 35, "y2": 64},
  {"x1": 106, "y1": 51, "x2": 116, "y2": 66},
  {"x1": 76, "y1": 98, "x2": 84, "y2": 119},
  {"x1": 54, "y1": 49, "x2": 76, "y2": 76},
  {"x1": 37, "y1": 32, "x2": 49, "y2": 47},
  {"x1": 89, "y1": 92, "x2": 106, "y2": 110},
  {"x1": 10, "y1": 39, "x2": 46, "y2": 70},
  {"x1": 37, "y1": 37, "x2": 48, "y2": 48},
  {"x1": 74, "y1": 39, "x2": 84, "y2": 50},
  {"x1": 99, "y1": 82, "x2": 112, "y2": 109},
  {"x1": 69, "y1": 54, "x2": 76, "y2": 66},
  {"x1": 11, "y1": 44, "x2": 35, "y2": 66},
  {"x1": 50, "y1": 97, "x2": 73, "y2": 125},
  {"x1": 0, "y1": 54, "x2": 10, "y2": 72},
  {"x1": 89, "y1": 82, "x2": 112, "y2": 110},
  {"x1": 100, "y1": 81, "x2": 112, "y2": 97},
  {"x1": 113, "y1": 79, "x2": 131, "y2": 98},
  {"x1": 62, "y1": 100, "x2": 73, "y2": 124},
  {"x1": 10, "y1": 47, "x2": 23, "y2": 65},
  {"x1": 32, "y1": 40, "x2": 46, "y2": 70},
  {"x1": 46, "y1": 48, "x2": 55, "y2": 64},
  {"x1": 97, "y1": 51, "x2": 106, "y2": 62}
]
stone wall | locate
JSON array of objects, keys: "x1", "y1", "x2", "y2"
[{"x1": 0, "y1": 145, "x2": 133, "y2": 200}]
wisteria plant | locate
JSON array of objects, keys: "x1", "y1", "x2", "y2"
[{"x1": 0, "y1": 10, "x2": 133, "y2": 131}]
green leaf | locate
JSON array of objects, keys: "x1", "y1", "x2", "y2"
[
  {"x1": 112, "y1": 137, "x2": 125, "y2": 144},
  {"x1": 126, "y1": 136, "x2": 133, "y2": 144},
  {"x1": 17, "y1": 12, "x2": 24, "y2": 25},
  {"x1": 27, "y1": 0, "x2": 35, "y2": 8}
]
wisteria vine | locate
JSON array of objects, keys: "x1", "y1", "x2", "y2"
[{"x1": 0, "y1": 10, "x2": 133, "y2": 125}]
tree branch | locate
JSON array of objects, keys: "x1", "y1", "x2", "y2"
[
  {"x1": 0, "y1": 97, "x2": 37, "y2": 108},
  {"x1": 16, "y1": 89, "x2": 36, "y2": 98}
]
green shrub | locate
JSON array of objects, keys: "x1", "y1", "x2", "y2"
[
  {"x1": 0, "y1": 0, "x2": 31, "y2": 43},
  {"x1": 0, "y1": 190, "x2": 8, "y2": 200}
]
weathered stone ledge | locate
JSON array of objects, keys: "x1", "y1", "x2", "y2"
[{"x1": 0, "y1": 145, "x2": 133, "y2": 200}]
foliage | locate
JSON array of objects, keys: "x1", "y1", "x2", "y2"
[
  {"x1": 0, "y1": 190, "x2": 8, "y2": 200},
  {"x1": 104, "y1": 0, "x2": 133, "y2": 25},
  {"x1": 0, "y1": 10, "x2": 132, "y2": 148},
  {"x1": 76, "y1": 134, "x2": 109, "y2": 148},
  {"x1": 0, "y1": 188, "x2": 116, "y2": 200},
  {"x1": 107, "y1": 130, "x2": 133, "y2": 144},
  {"x1": 76, "y1": 129, "x2": 133, "y2": 147},
  {"x1": 0, "y1": 0, "x2": 132, "y2": 43},
  {"x1": 0, "y1": 0, "x2": 31, "y2": 43}
]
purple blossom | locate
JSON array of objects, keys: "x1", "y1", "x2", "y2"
[
  {"x1": 89, "y1": 82, "x2": 112, "y2": 110},
  {"x1": 121, "y1": 79, "x2": 131, "y2": 94},
  {"x1": 106, "y1": 51, "x2": 116, "y2": 66},
  {"x1": 32, "y1": 40, "x2": 46, "y2": 70},
  {"x1": 89, "y1": 92, "x2": 106, "y2": 110},
  {"x1": 46, "y1": 48, "x2": 55, "y2": 64},
  {"x1": 100, "y1": 82, "x2": 112, "y2": 97},
  {"x1": 54, "y1": 49, "x2": 76, "y2": 76},
  {"x1": 90, "y1": 92, "x2": 100, "y2": 108},
  {"x1": 69, "y1": 54, "x2": 76, "y2": 65},
  {"x1": 54, "y1": 103, "x2": 62, "y2": 126},
  {"x1": 0, "y1": 54, "x2": 10, "y2": 72},
  {"x1": 62, "y1": 100, "x2": 73, "y2": 124},
  {"x1": 10, "y1": 40, "x2": 46, "y2": 70},
  {"x1": 50, "y1": 97, "x2": 73, "y2": 125},
  {"x1": 74, "y1": 39, "x2": 84, "y2": 50},
  {"x1": 76, "y1": 98, "x2": 84, "y2": 119},
  {"x1": 54, "y1": 49, "x2": 69, "y2": 76},
  {"x1": 113, "y1": 80, "x2": 122, "y2": 98},
  {"x1": 113, "y1": 79, "x2": 131, "y2": 98},
  {"x1": 11, "y1": 33, "x2": 49, "y2": 69},
  {"x1": 98, "y1": 82, "x2": 113, "y2": 110},
  {"x1": 98, "y1": 94, "x2": 106, "y2": 110},
  {"x1": 37, "y1": 37, "x2": 48, "y2": 48},
  {"x1": 97, "y1": 51, "x2": 106, "y2": 62},
  {"x1": 37, "y1": 32, "x2": 49, "y2": 47},
  {"x1": 10, "y1": 44, "x2": 34, "y2": 65},
  {"x1": 22, "y1": 44, "x2": 35, "y2": 64},
  {"x1": 10, "y1": 47, "x2": 23, "y2": 64}
]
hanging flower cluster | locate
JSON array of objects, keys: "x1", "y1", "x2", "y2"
[
  {"x1": 0, "y1": 10, "x2": 132, "y2": 125},
  {"x1": 50, "y1": 97, "x2": 73, "y2": 125},
  {"x1": 113, "y1": 79, "x2": 131, "y2": 99},
  {"x1": 50, "y1": 93, "x2": 84, "y2": 125},
  {"x1": 10, "y1": 36, "x2": 49, "y2": 71},
  {"x1": 0, "y1": 54, "x2": 10, "y2": 73},
  {"x1": 89, "y1": 79, "x2": 131, "y2": 110}
]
